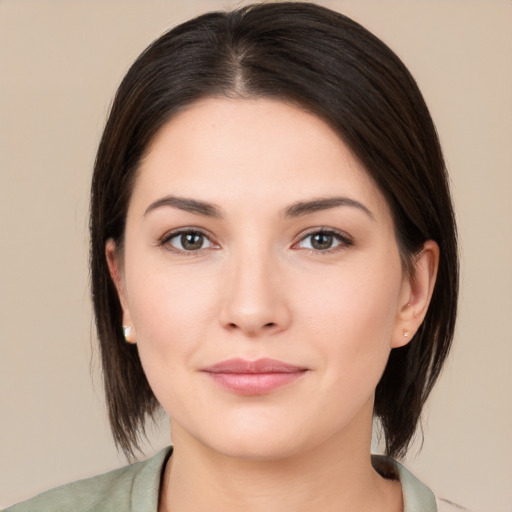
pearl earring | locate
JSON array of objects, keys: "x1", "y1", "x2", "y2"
[{"x1": 123, "y1": 326, "x2": 134, "y2": 343}]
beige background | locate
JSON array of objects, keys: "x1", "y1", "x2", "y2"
[{"x1": 1, "y1": 1, "x2": 511, "y2": 510}]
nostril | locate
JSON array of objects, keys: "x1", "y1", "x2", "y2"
[{"x1": 228, "y1": 322, "x2": 276, "y2": 329}]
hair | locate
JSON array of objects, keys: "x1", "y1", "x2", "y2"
[{"x1": 90, "y1": 1, "x2": 458, "y2": 460}]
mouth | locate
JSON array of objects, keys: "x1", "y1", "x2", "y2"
[{"x1": 201, "y1": 358, "x2": 309, "y2": 396}]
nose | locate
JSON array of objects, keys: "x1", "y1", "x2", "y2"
[{"x1": 219, "y1": 249, "x2": 292, "y2": 337}]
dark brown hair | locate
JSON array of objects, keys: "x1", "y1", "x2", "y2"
[{"x1": 90, "y1": 2, "x2": 458, "y2": 459}]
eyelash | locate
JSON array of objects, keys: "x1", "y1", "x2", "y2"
[
  {"x1": 158, "y1": 227, "x2": 353, "y2": 255},
  {"x1": 158, "y1": 228, "x2": 218, "y2": 256},
  {"x1": 293, "y1": 228, "x2": 353, "y2": 254}
]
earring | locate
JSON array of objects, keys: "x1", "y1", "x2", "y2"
[
  {"x1": 402, "y1": 329, "x2": 411, "y2": 338},
  {"x1": 123, "y1": 326, "x2": 134, "y2": 343}
]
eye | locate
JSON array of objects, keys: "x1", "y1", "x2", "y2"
[
  {"x1": 161, "y1": 230, "x2": 216, "y2": 252},
  {"x1": 295, "y1": 230, "x2": 352, "y2": 252}
]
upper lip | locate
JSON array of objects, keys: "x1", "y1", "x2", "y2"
[{"x1": 202, "y1": 358, "x2": 307, "y2": 374}]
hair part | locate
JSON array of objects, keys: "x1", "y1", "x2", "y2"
[{"x1": 90, "y1": 2, "x2": 458, "y2": 460}]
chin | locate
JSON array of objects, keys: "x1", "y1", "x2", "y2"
[
  {"x1": 210, "y1": 436, "x2": 305, "y2": 462},
  {"x1": 180, "y1": 419, "x2": 312, "y2": 462}
]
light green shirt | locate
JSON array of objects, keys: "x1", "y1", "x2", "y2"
[{"x1": 5, "y1": 447, "x2": 440, "y2": 511}]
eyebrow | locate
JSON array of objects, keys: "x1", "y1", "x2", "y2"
[
  {"x1": 144, "y1": 194, "x2": 374, "y2": 220},
  {"x1": 284, "y1": 197, "x2": 374, "y2": 220},
  {"x1": 144, "y1": 195, "x2": 223, "y2": 218}
]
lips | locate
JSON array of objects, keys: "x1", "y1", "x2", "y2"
[{"x1": 201, "y1": 358, "x2": 308, "y2": 395}]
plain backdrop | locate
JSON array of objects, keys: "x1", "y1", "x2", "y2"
[{"x1": 1, "y1": 1, "x2": 511, "y2": 510}]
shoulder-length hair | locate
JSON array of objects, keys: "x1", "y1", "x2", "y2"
[{"x1": 90, "y1": 2, "x2": 458, "y2": 460}]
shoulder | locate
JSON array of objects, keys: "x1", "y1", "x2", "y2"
[
  {"x1": 372, "y1": 455, "x2": 472, "y2": 512},
  {"x1": 436, "y1": 497, "x2": 474, "y2": 512},
  {"x1": 4, "y1": 447, "x2": 172, "y2": 512},
  {"x1": 372, "y1": 454, "x2": 437, "y2": 511}
]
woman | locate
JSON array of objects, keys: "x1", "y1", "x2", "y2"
[{"x1": 6, "y1": 2, "x2": 460, "y2": 511}]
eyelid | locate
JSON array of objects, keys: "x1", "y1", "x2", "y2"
[
  {"x1": 157, "y1": 226, "x2": 352, "y2": 254},
  {"x1": 158, "y1": 227, "x2": 220, "y2": 253},
  {"x1": 292, "y1": 227, "x2": 354, "y2": 252}
]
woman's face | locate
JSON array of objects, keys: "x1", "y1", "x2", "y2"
[{"x1": 109, "y1": 97, "x2": 420, "y2": 460}]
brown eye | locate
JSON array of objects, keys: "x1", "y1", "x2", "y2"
[
  {"x1": 181, "y1": 233, "x2": 204, "y2": 250},
  {"x1": 166, "y1": 231, "x2": 213, "y2": 251},
  {"x1": 310, "y1": 233, "x2": 334, "y2": 250},
  {"x1": 296, "y1": 230, "x2": 352, "y2": 252}
]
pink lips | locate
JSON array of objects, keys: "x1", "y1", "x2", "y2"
[{"x1": 202, "y1": 358, "x2": 308, "y2": 395}]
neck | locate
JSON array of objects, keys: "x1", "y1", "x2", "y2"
[{"x1": 159, "y1": 411, "x2": 402, "y2": 512}]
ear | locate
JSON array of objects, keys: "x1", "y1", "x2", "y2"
[
  {"x1": 392, "y1": 240, "x2": 439, "y2": 348},
  {"x1": 105, "y1": 239, "x2": 136, "y2": 343}
]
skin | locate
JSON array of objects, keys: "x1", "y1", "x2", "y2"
[{"x1": 107, "y1": 97, "x2": 439, "y2": 512}]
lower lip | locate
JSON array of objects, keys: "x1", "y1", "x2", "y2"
[{"x1": 205, "y1": 371, "x2": 307, "y2": 395}]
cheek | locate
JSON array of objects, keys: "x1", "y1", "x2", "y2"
[
  {"x1": 125, "y1": 265, "x2": 219, "y2": 398},
  {"x1": 128, "y1": 259, "x2": 217, "y2": 335},
  {"x1": 299, "y1": 253, "x2": 402, "y2": 334},
  {"x1": 295, "y1": 255, "x2": 403, "y2": 387}
]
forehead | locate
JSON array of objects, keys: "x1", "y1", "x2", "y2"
[{"x1": 133, "y1": 97, "x2": 391, "y2": 220}]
